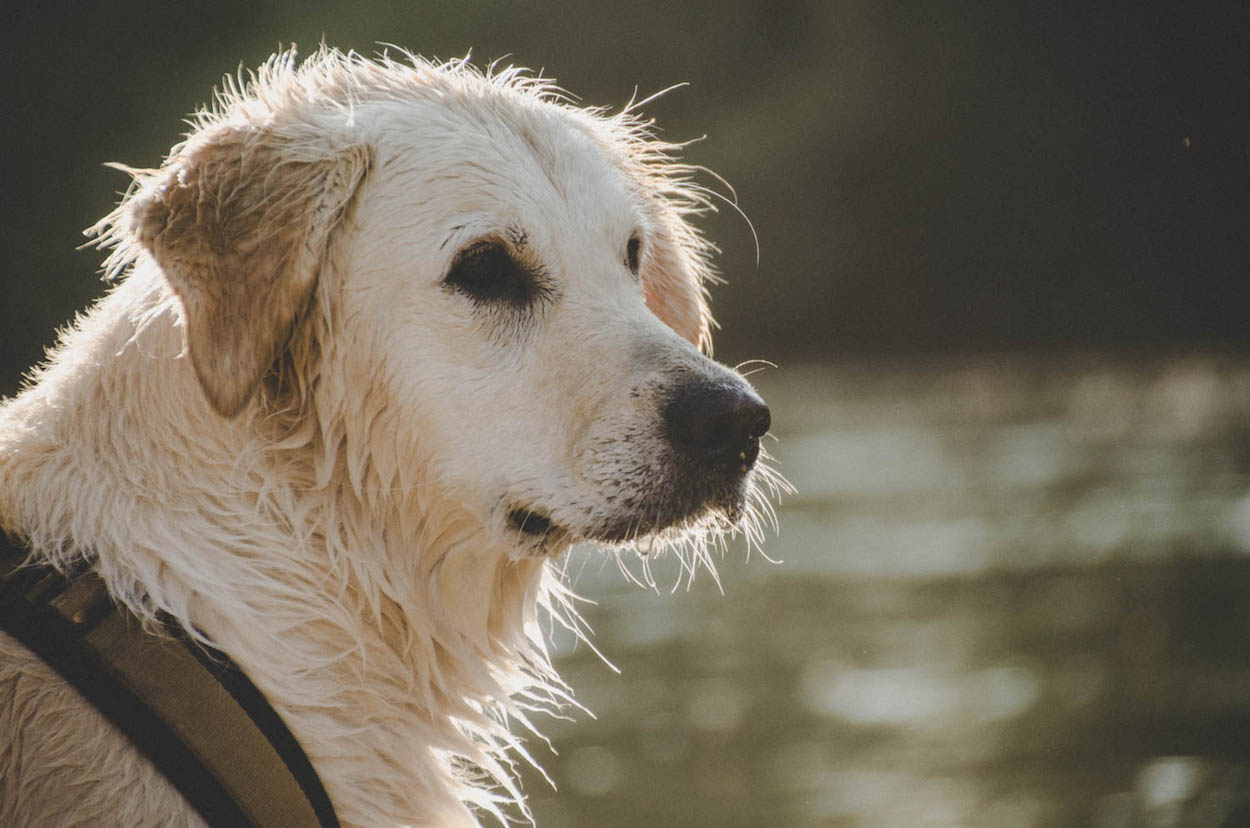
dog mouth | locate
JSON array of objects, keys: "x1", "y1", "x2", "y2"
[
  {"x1": 505, "y1": 457, "x2": 756, "y2": 548},
  {"x1": 507, "y1": 506, "x2": 562, "y2": 538},
  {"x1": 590, "y1": 493, "x2": 747, "y2": 544},
  {"x1": 508, "y1": 477, "x2": 750, "y2": 548}
]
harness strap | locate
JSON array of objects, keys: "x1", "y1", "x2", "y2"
[{"x1": 0, "y1": 535, "x2": 340, "y2": 828}]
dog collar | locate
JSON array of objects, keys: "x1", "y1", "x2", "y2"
[{"x1": 0, "y1": 533, "x2": 340, "y2": 828}]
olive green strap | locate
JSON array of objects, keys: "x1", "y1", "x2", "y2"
[{"x1": 1, "y1": 541, "x2": 339, "y2": 828}]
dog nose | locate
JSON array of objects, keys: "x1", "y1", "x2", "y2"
[{"x1": 664, "y1": 381, "x2": 771, "y2": 469}]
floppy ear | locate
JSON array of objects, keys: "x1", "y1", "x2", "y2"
[
  {"x1": 642, "y1": 216, "x2": 713, "y2": 352},
  {"x1": 128, "y1": 125, "x2": 370, "y2": 417}
]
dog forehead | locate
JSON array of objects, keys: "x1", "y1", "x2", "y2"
[{"x1": 369, "y1": 94, "x2": 638, "y2": 234}]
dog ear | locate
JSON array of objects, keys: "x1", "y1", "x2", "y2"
[
  {"x1": 642, "y1": 215, "x2": 713, "y2": 353},
  {"x1": 128, "y1": 126, "x2": 370, "y2": 417}
]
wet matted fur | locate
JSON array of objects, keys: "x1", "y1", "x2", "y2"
[{"x1": 0, "y1": 48, "x2": 784, "y2": 826}]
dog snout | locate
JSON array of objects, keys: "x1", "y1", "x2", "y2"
[{"x1": 664, "y1": 380, "x2": 771, "y2": 470}]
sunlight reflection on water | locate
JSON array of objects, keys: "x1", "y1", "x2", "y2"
[{"x1": 524, "y1": 354, "x2": 1250, "y2": 828}]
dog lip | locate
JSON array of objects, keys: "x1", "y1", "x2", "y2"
[
  {"x1": 508, "y1": 506, "x2": 559, "y2": 536},
  {"x1": 589, "y1": 483, "x2": 751, "y2": 544}
]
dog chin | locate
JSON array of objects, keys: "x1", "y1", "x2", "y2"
[
  {"x1": 528, "y1": 489, "x2": 750, "y2": 551},
  {"x1": 590, "y1": 497, "x2": 745, "y2": 546},
  {"x1": 502, "y1": 463, "x2": 756, "y2": 558}
]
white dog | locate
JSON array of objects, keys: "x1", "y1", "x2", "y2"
[{"x1": 0, "y1": 48, "x2": 780, "y2": 826}]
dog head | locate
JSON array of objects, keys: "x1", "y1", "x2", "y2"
[{"x1": 104, "y1": 50, "x2": 774, "y2": 557}]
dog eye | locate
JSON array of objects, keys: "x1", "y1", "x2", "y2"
[
  {"x1": 626, "y1": 234, "x2": 642, "y2": 276},
  {"x1": 445, "y1": 242, "x2": 535, "y2": 305}
]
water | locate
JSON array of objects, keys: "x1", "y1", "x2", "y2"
[{"x1": 519, "y1": 354, "x2": 1250, "y2": 827}]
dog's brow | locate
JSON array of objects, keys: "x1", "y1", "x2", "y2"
[
  {"x1": 438, "y1": 226, "x2": 466, "y2": 251},
  {"x1": 439, "y1": 224, "x2": 529, "y2": 254}
]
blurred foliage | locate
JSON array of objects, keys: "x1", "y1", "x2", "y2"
[
  {"x1": 2, "y1": 1, "x2": 1248, "y2": 396},
  {"x1": 3, "y1": 8, "x2": 1249, "y2": 826}
]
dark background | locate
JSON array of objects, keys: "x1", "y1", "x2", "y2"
[
  {"x1": 5, "y1": 5, "x2": 1250, "y2": 827},
  {"x1": 2, "y1": 2, "x2": 1247, "y2": 393}
]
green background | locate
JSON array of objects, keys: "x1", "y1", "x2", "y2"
[
  {"x1": 3, "y1": 2, "x2": 1247, "y2": 391},
  {"x1": 4, "y1": 4, "x2": 1250, "y2": 827}
]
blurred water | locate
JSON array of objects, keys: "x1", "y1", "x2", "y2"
[{"x1": 520, "y1": 354, "x2": 1250, "y2": 827}]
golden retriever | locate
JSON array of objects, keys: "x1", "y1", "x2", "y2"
[{"x1": 0, "y1": 47, "x2": 780, "y2": 826}]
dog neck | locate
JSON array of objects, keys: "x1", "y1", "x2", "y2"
[{"x1": 0, "y1": 265, "x2": 570, "y2": 827}]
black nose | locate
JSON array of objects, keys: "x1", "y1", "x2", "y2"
[{"x1": 664, "y1": 380, "x2": 771, "y2": 469}]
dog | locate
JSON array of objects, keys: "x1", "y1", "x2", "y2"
[{"x1": 0, "y1": 47, "x2": 781, "y2": 826}]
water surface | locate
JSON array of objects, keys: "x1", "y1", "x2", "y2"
[{"x1": 522, "y1": 354, "x2": 1250, "y2": 827}]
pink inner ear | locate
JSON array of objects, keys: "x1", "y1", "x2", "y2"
[
  {"x1": 644, "y1": 276, "x2": 705, "y2": 350},
  {"x1": 643, "y1": 280, "x2": 659, "y2": 311}
]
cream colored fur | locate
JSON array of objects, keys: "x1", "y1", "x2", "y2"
[{"x1": 0, "y1": 48, "x2": 782, "y2": 827}]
